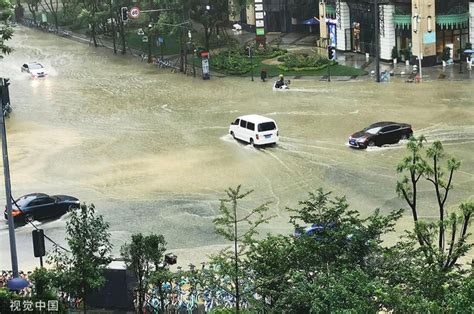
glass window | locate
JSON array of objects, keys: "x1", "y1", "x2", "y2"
[
  {"x1": 381, "y1": 125, "x2": 400, "y2": 132},
  {"x1": 233, "y1": 119, "x2": 240, "y2": 125},
  {"x1": 29, "y1": 198, "x2": 53, "y2": 206},
  {"x1": 247, "y1": 122, "x2": 255, "y2": 131},
  {"x1": 29, "y1": 63, "x2": 43, "y2": 70},
  {"x1": 258, "y1": 122, "x2": 276, "y2": 132},
  {"x1": 15, "y1": 195, "x2": 36, "y2": 208},
  {"x1": 240, "y1": 120, "x2": 247, "y2": 128},
  {"x1": 364, "y1": 126, "x2": 382, "y2": 135}
]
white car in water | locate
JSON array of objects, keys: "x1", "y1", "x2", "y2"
[
  {"x1": 229, "y1": 114, "x2": 279, "y2": 146},
  {"x1": 21, "y1": 62, "x2": 47, "y2": 78}
]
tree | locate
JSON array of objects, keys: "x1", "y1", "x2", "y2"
[
  {"x1": 0, "y1": 0, "x2": 14, "y2": 57},
  {"x1": 188, "y1": 0, "x2": 229, "y2": 51},
  {"x1": 25, "y1": 0, "x2": 41, "y2": 24},
  {"x1": 396, "y1": 137, "x2": 472, "y2": 269},
  {"x1": 48, "y1": 204, "x2": 112, "y2": 314},
  {"x1": 40, "y1": 0, "x2": 60, "y2": 30},
  {"x1": 212, "y1": 185, "x2": 273, "y2": 313},
  {"x1": 245, "y1": 189, "x2": 403, "y2": 312},
  {"x1": 121, "y1": 233, "x2": 168, "y2": 314},
  {"x1": 389, "y1": 138, "x2": 474, "y2": 311}
]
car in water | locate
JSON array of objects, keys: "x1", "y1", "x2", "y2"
[
  {"x1": 348, "y1": 122, "x2": 413, "y2": 148},
  {"x1": 229, "y1": 115, "x2": 279, "y2": 146},
  {"x1": 21, "y1": 62, "x2": 47, "y2": 78},
  {"x1": 4, "y1": 193, "x2": 80, "y2": 223}
]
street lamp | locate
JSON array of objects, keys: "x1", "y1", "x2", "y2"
[
  {"x1": 0, "y1": 78, "x2": 29, "y2": 291},
  {"x1": 413, "y1": 13, "x2": 422, "y2": 82},
  {"x1": 248, "y1": 45, "x2": 254, "y2": 81}
]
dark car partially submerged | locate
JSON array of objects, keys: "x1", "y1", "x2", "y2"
[
  {"x1": 4, "y1": 193, "x2": 80, "y2": 223},
  {"x1": 348, "y1": 122, "x2": 413, "y2": 149}
]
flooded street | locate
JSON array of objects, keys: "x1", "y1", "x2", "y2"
[{"x1": 1, "y1": 27, "x2": 473, "y2": 269}]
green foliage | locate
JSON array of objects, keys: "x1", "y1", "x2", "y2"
[
  {"x1": 29, "y1": 267, "x2": 57, "y2": 299},
  {"x1": 212, "y1": 49, "x2": 252, "y2": 74},
  {"x1": 252, "y1": 45, "x2": 287, "y2": 58},
  {"x1": 0, "y1": 0, "x2": 13, "y2": 57},
  {"x1": 279, "y1": 53, "x2": 333, "y2": 71},
  {"x1": 48, "y1": 203, "x2": 112, "y2": 310},
  {"x1": 211, "y1": 186, "x2": 273, "y2": 311},
  {"x1": 121, "y1": 232, "x2": 168, "y2": 314}
]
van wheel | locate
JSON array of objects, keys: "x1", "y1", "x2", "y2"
[
  {"x1": 250, "y1": 138, "x2": 255, "y2": 147},
  {"x1": 230, "y1": 131, "x2": 235, "y2": 139}
]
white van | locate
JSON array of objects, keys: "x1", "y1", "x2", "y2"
[{"x1": 229, "y1": 115, "x2": 279, "y2": 146}]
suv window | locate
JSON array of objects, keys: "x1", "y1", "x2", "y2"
[
  {"x1": 247, "y1": 122, "x2": 255, "y2": 131},
  {"x1": 233, "y1": 119, "x2": 240, "y2": 125},
  {"x1": 258, "y1": 122, "x2": 276, "y2": 132},
  {"x1": 240, "y1": 120, "x2": 247, "y2": 128}
]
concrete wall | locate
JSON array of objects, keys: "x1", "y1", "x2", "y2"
[
  {"x1": 336, "y1": 1, "x2": 350, "y2": 51},
  {"x1": 380, "y1": 5, "x2": 396, "y2": 60}
]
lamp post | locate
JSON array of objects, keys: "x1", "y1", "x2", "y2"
[
  {"x1": 413, "y1": 13, "x2": 422, "y2": 82},
  {"x1": 458, "y1": 38, "x2": 463, "y2": 74},
  {"x1": 250, "y1": 46, "x2": 254, "y2": 82},
  {"x1": 374, "y1": 0, "x2": 380, "y2": 82},
  {"x1": 0, "y1": 78, "x2": 29, "y2": 291}
]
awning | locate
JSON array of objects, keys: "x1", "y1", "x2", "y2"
[{"x1": 302, "y1": 17, "x2": 320, "y2": 25}]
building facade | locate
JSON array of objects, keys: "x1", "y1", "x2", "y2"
[
  {"x1": 233, "y1": 0, "x2": 474, "y2": 65},
  {"x1": 325, "y1": 0, "x2": 472, "y2": 65}
]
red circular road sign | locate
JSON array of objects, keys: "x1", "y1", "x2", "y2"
[{"x1": 129, "y1": 7, "x2": 140, "y2": 19}]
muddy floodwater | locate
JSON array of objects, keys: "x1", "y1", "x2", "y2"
[{"x1": 0, "y1": 28, "x2": 473, "y2": 269}]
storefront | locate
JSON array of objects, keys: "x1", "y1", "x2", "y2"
[{"x1": 435, "y1": 13, "x2": 470, "y2": 60}]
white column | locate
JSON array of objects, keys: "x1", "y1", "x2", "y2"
[
  {"x1": 379, "y1": 5, "x2": 396, "y2": 60},
  {"x1": 470, "y1": 2, "x2": 474, "y2": 45},
  {"x1": 336, "y1": 1, "x2": 350, "y2": 51}
]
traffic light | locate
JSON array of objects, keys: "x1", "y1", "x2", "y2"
[
  {"x1": 327, "y1": 46, "x2": 336, "y2": 60},
  {"x1": 121, "y1": 7, "x2": 129, "y2": 22},
  {"x1": 32, "y1": 229, "x2": 46, "y2": 258}
]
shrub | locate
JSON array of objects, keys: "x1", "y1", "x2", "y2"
[
  {"x1": 212, "y1": 49, "x2": 252, "y2": 74},
  {"x1": 279, "y1": 53, "x2": 332, "y2": 71}
]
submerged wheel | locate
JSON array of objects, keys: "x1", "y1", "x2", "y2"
[
  {"x1": 250, "y1": 138, "x2": 255, "y2": 147},
  {"x1": 400, "y1": 134, "x2": 408, "y2": 140},
  {"x1": 24, "y1": 214, "x2": 34, "y2": 223},
  {"x1": 230, "y1": 131, "x2": 235, "y2": 139},
  {"x1": 367, "y1": 141, "x2": 375, "y2": 147}
]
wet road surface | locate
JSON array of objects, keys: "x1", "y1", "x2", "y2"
[{"x1": 0, "y1": 27, "x2": 473, "y2": 268}]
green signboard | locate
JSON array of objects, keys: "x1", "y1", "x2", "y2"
[{"x1": 256, "y1": 28, "x2": 265, "y2": 36}]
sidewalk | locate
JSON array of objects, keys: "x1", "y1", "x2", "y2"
[{"x1": 231, "y1": 28, "x2": 474, "y2": 81}]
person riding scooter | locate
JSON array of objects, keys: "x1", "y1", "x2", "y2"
[{"x1": 275, "y1": 74, "x2": 285, "y2": 88}]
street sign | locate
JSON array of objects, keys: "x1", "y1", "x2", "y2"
[
  {"x1": 129, "y1": 7, "x2": 140, "y2": 19},
  {"x1": 142, "y1": 36, "x2": 148, "y2": 43},
  {"x1": 137, "y1": 28, "x2": 144, "y2": 35}
]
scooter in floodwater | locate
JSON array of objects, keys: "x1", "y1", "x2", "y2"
[{"x1": 272, "y1": 80, "x2": 291, "y2": 91}]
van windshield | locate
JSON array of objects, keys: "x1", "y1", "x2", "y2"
[{"x1": 258, "y1": 122, "x2": 276, "y2": 132}]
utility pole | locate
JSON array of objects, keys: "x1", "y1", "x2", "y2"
[
  {"x1": 374, "y1": 0, "x2": 380, "y2": 82},
  {"x1": 0, "y1": 78, "x2": 20, "y2": 279}
]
